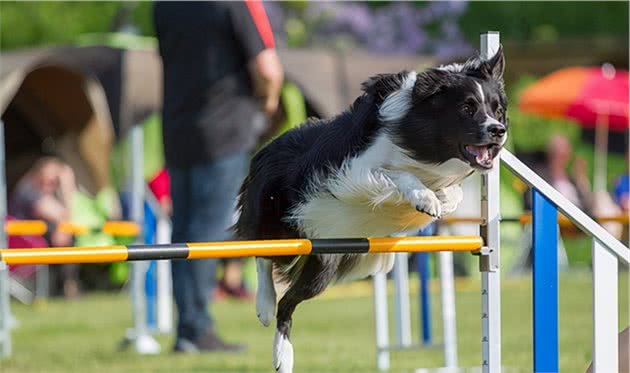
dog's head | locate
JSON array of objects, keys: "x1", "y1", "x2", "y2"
[{"x1": 366, "y1": 47, "x2": 507, "y2": 171}]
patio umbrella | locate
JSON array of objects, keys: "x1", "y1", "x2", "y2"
[{"x1": 519, "y1": 65, "x2": 629, "y2": 192}]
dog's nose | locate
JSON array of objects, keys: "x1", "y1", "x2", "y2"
[{"x1": 488, "y1": 123, "x2": 506, "y2": 138}]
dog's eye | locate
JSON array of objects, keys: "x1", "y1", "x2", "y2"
[
  {"x1": 462, "y1": 104, "x2": 476, "y2": 116},
  {"x1": 495, "y1": 107, "x2": 504, "y2": 119}
]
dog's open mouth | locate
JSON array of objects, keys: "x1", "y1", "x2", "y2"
[{"x1": 462, "y1": 144, "x2": 501, "y2": 169}]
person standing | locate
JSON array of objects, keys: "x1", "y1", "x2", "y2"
[{"x1": 153, "y1": 1, "x2": 283, "y2": 353}]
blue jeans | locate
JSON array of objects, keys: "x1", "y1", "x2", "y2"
[{"x1": 169, "y1": 151, "x2": 249, "y2": 343}]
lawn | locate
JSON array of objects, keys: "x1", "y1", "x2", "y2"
[{"x1": 2, "y1": 271, "x2": 628, "y2": 373}]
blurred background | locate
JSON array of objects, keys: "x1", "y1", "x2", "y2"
[{"x1": 0, "y1": 2, "x2": 628, "y2": 373}]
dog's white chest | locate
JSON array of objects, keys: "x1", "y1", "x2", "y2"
[
  {"x1": 292, "y1": 193, "x2": 434, "y2": 239},
  {"x1": 287, "y1": 134, "x2": 467, "y2": 239}
]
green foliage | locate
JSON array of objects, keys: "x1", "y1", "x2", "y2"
[
  {"x1": 71, "y1": 186, "x2": 124, "y2": 249},
  {"x1": 1, "y1": 1, "x2": 628, "y2": 50},
  {"x1": 110, "y1": 113, "x2": 165, "y2": 190},
  {"x1": 74, "y1": 32, "x2": 156, "y2": 49},
  {"x1": 459, "y1": 1, "x2": 629, "y2": 43},
  {"x1": 508, "y1": 110, "x2": 581, "y2": 154},
  {"x1": 0, "y1": 1, "x2": 120, "y2": 50},
  {"x1": 130, "y1": 2, "x2": 155, "y2": 37}
]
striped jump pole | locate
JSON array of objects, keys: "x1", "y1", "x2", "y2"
[
  {"x1": 4, "y1": 220, "x2": 140, "y2": 237},
  {"x1": 0, "y1": 236, "x2": 484, "y2": 265}
]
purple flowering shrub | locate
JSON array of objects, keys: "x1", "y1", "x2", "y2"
[{"x1": 265, "y1": 1, "x2": 472, "y2": 59}]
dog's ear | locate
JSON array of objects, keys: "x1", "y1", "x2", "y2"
[
  {"x1": 361, "y1": 72, "x2": 411, "y2": 100},
  {"x1": 460, "y1": 45, "x2": 505, "y2": 82},
  {"x1": 480, "y1": 44, "x2": 505, "y2": 81},
  {"x1": 412, "y1": 69, "x2": 451, "y2": 102}
]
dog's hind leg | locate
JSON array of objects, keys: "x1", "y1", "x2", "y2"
[
  {"x1": 256, "y1": 257, "x2": 276, "y2": 327},
  {"x1": 273, "y1": 255, "x2": 337, "y2": 373}
]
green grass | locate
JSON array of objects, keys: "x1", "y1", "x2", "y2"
[{"x1": 2, "y1": 272, "x2": 628, "y2": 373}]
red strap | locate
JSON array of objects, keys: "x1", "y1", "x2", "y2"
[{"x1": 244, "y1": 0, "x2": 275, "y2": 49}]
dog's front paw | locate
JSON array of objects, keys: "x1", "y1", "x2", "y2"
[
  {"x1": 408, "y1": 189, "x2": 442, "y2": 218},
  {"x1": 435, "y1": 185, "x2": 463, "y2": 216}
]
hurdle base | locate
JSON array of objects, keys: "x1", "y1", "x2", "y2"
[
  {"x1": 415, "y1": 366, "x2": 518, "y2": 373},
  {"x1": 378, "y1": 343, "x2": 444, "y2": 352},
  {"x1": 118, "y1": 329, "x2": 161, "y2": 355}
]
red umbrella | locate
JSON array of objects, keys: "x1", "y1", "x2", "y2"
[
  {"x1": 519, "y1": 65, "x2": 629, "y2": 191},
  {"x1": 520, "y1": 65, "x2": 628, "y2": 130}
]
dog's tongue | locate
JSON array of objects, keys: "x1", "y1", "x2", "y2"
[{"x1": 466, "y1": 145, "x2": 492, "y2": 166}]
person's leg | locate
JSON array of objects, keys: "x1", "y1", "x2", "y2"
[
  {"x1": 186, "y1": 151, "x2": 250, "y2": 348},
  {"x1": 61, "y1": 264, "x2": 80, "y2": 299},
  {"x1": 217, "y1": 258, "x2": 252, "y2": 300},
  {"x1": 168, "y1": 167, "x2": 198, "y2": 348}
]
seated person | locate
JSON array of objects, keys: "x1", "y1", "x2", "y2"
[
  {"x1": 514, "y1": 135, "x2": 587, "y2": 273},
  {"x1": 515, "y1": 134, "x2": 624, "y2": 274},
  {"x1": 523, "y1": 134, "x2": 592, "y2": 215},
  {"x1": 8, "y1": 157, "x2": 80, "y2": 298}
]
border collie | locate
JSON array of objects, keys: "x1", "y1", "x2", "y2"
[{"x1": 234, "y1": 47, "x2": 506, "y2": 373}]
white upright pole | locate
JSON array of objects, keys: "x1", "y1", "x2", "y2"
[
  {"x1": 0, "y1": 119, "x2": 12, "y2": 358},
  {"x1": 393, "y1": 252, "x2": 412, "y2": 347},
  {"x1": 373, "y1": 272, "x2": 390, "y2": 371},
  {"x1": 128, "y1": 124, "x2": 159, "y2": 354},
  {"x1": 591, "y1": 238, "x2": 618, "y2": 372},
  {"x1": 479, "y1": 32, "x2": 502, "y2": 373},
  {"x1": 438, "y1": 251, "x2": 458, "y2": 368},
  {"x1": 156, "y1": 216, "x2": 173, "y2": 334}
]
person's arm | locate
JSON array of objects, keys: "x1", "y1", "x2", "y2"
[
  {"x1": 251, "y1": 48, "x2": 284, "y2": 116},
  {"x1": 621, "y1": 195, "x2": 630, "y2": 211},
  {"x1": 230, "y1": 0, "x2": 284, "y2": 116},
  {"x1": 573, "y1": 157, "x2": 594, "y2": 211},
  {"x1": 57, "y1": 164, "x2": 76, "y2": 211},
  {"x1": 33, "y1": 164, "x2": 75, "y2": 224},
  {"x1": 32, "y1": 195, "x2": 69, "y2": 224},
  {"x1": 33, "y1": 195, "x2": 74, "y2": 247}
]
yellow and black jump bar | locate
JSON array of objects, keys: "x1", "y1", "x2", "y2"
[
  {"x1": 5, "y1": 220, "x2": 140, "y2": 237},
  {"x1": 0, "y1": 236, "x2": 483, "y2": 265}
]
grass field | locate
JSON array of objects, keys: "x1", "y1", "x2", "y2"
[{"x1": 2, "y1": 271, "x2": 628, "y2": 373}]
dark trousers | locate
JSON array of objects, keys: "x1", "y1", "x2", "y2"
[{"x1": 168, "y1": 151, "x2": 249, "y2": 342}]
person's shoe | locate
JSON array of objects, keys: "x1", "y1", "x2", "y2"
[
  {"x1": 231, "y1": 286, "x2": 254, "y2": 301},
  {"x1": 212, "y1": 285, "x2": 229, "y2": 302},
  {"x1": 218, "y1": 281, "x2": 254, "y2": 301},
  {"x1": 173, "y1": 338, "x2": 199, "y2": 354},
  {"x1": 195, "y1": 331, "x2": 246, "y2": 353},
  {"x1": 63, "y1": 279, "x2": 80, "y2": 299}
]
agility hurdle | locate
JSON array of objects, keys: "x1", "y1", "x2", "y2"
[
  {"x1": 501, "y1": 150, "x2": 629, "y2": 373},
  {"x1": 0, "y1": 236, "x2": 484, "y2": 265}
]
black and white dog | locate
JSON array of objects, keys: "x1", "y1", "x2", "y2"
[{"x1": 234, "y1": 48, "x2": 506, "y2": 373}]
